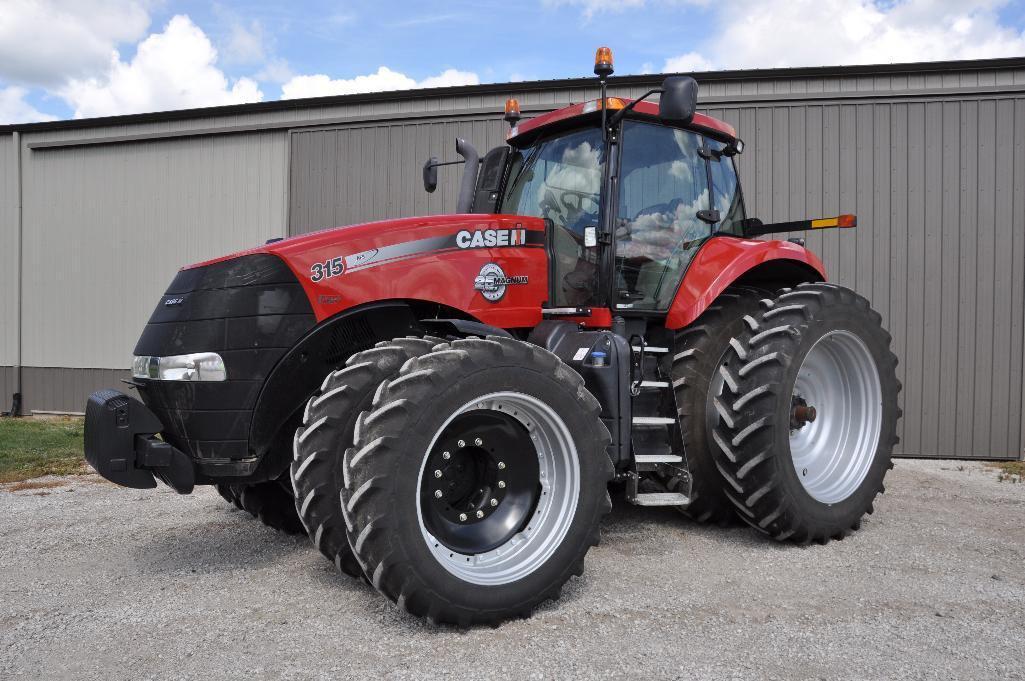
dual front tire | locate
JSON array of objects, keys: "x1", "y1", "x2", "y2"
[{"x1": 294, "y1": 336, "x2": 612, "y2": 626}]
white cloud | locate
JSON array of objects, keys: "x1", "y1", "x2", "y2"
[
  {"x1": 60, "y1": 15, "x2": 263, "y2": 119},
  {"x1": 0, "y1": 86, "x2": 57, "y2": 124},
  {"x1": 663, "y1": 52, "x2": 715, "y2": 73},
  {"x1": 543, "y1": 0, "x2": 648, "y2": 19},
  {"x1": 662, "y1": 0, "x2": 1025, "y2": 72},
  {"x1": 223, "y1": 19, "x2": 266, "y2": 64},
  {"x1": 256, "y1": 58, "x2": 296, "y2": 84},
  {"x1": 0, "y1": 0, "x2": 152, "y2": 87},
  {"x1": 281, "y1": 67, "x2": 479, "y2": 99}
]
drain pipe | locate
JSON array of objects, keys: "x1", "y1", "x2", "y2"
[{"x1": 5, "y1": 131, "x2": 23, "y2": 417}]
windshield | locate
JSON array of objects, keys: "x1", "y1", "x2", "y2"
[
  {"x1": 500, "y1": 127, "x2": 605, "y2": 232},
  {"x1": 501, "y1": 127, "x2": 606, "y2": 306}
]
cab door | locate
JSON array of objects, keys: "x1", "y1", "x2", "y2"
[{"x1": 612, "y1": 120, "x2": 745, "y2": 311}]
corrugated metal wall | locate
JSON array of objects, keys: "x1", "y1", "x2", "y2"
[
  {"x1": 289, "y1": 116, "x2": 507, "y2": 233},
  {"x1": 18, "y1": 132, "x2": 288, "y2": 370},
  {"x1": 700, "y1": 98, "x2": 1025, "y2": 459},
  {"x1": 2, "y1": 59, "x2": 1022, "y2": 457},
  {"x1": 285, "y1": 74, "x2": 1025, "y2": 459}
]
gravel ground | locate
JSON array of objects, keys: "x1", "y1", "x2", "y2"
[{"x1": 1, "y1": 459, "x2": 1023, "y2": 680}]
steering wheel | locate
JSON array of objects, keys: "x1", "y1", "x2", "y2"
[
  {"x1": 539, "y1": 189, "x2": 562, "y2": 223},
  {"x1": 632, "y1": 197, "x2": 684, "y2": 222}
]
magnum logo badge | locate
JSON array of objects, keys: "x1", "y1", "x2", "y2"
[{"x1": 473, "y1": 263, "x2": 528, "y2": 302}]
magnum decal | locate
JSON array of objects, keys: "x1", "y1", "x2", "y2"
[{"x1": 473, "y1": 263, "x2": 529, "y2": 302}]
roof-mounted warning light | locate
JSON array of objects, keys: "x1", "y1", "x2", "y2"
[
  {"x1": 504, "y1": 98, "x2": 521, "y2": 127},
  {"x1": 594, "y1": 46, "x2": 614, "y2": 79}
]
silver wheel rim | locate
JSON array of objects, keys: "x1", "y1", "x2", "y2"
[
  {"x1": 789, "y1": 330, "x2": 882, "y2": 504},
  {"x1": 415, "y1": 391, "x2": 580, "y2": 586}
]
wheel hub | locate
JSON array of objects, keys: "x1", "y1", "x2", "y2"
[
  {"x1": 420, "y1": 410, "x2": 540, "y2": 554},
  {"x1": 790, "y1": 395, "x2": 818, "y2": 430}
]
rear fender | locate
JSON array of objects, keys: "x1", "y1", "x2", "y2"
[{"x1": 665, "y1": 237, "x2": 825, "y2": 329}]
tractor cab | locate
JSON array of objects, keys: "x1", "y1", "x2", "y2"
[
  {"x1": 426, "y1": 49, "x2": 752, "y2": 323},
  {"x1": 498, "y1": 102, "x2": 746, "y2": 313}
]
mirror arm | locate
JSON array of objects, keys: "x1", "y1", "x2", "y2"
[
  {"x1": 426, "y1": 159, "x2": 468, "y2": 170},
  {"x1": 608, "y1": 88, "x2": 663, "y2": 129}
]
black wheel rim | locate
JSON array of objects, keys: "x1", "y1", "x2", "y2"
[{"x1": 419, "y1": 410, "x2": 541, "y2": 554}]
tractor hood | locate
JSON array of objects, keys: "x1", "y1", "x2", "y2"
[{"x1": 184, "y1": 213, "x2": 551, "y2": 328}]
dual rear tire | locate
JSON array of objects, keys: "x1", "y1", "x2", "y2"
[{"x1": 711, "y1": 283, "x2": 901, "y2": 542}]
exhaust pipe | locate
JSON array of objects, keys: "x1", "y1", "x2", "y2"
[{"x1": 455, "y1": 138, "x2": 479, "y2": 214}]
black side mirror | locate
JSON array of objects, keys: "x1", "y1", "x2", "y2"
[
  {"x1": 658, "y1": 76, "x2": 698, "y2": 124},
  {"x1": 423, "y1": 156, "x2": 439, "y2": 193}
]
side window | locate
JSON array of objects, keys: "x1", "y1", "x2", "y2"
[
  {"x1": 614, "y1": 121, "x2": 710, "y2": 310},
  {"x1": 707, "y1": 139, "x2": 746, "y2": 234}
]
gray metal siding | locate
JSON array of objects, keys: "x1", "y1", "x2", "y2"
[
  {"x1": 0, "y1": 367, "x2": 15, "y2": 409},
  {"x1": 19, "y1": 131, "x2": 288, "y2": 370},
  {"x1": 6, "y1": 59, "x2": 1022, "y2": 458},
  {"x1": 289, "y1": 116, "x2": 507, "y2": 234},
  {"x1": 0, "y1": 134, "x2": 17, "y2": 367},
  {"x1": 701, "y1": 97, "x2": 1025, "y2": 459},
  {"x1": 287, "y1": 81, "x2": 1025, "y2": 459},
  {"x1": 16, "y1": 367, "x2": 129, "y2": 414}
]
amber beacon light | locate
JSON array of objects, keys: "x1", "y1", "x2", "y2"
[
  {"x1": 504, "y1": 98, "x2": 521, "y2": 126},
  {"x1": 594, "y1": 46, "x2": 614, "y2": 78}
]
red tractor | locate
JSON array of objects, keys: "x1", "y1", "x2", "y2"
[{"x1": 85, "y1": 48, "x2": 900, "y2": 626}]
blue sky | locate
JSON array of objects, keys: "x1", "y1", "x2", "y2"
[{"x1": 2, "y1": 0, "x2": 1024, "y2": 124}]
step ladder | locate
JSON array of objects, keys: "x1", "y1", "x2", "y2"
[{"x1": 625, "y1": 337, "x2": 691, "y2": 507}]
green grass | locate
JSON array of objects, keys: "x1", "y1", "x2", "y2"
[
  {"x1": 987, "y1": 460, "x2": 1025, "y2": 483},
  {"x1": 0, "y1": 417, "x2": 87, "y2": 483}
]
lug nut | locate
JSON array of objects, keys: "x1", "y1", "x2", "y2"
[
  {"x1": 476, "y1": 510, "x2": 484, "y2": 519},
  {"x1": 474, "y1": 437, "x2": 483, "y2": 446},
  {"x1": 442, "y1": 451, "x2": 451, "y2": 460},
  {"x1": 457, "y1": 439, "x2": 466, "y2": 448},
  {"x1": 490, "y1": 498, "x2": 498, "y2": 507},
  {"x1": 434, "y1": 490, "x2": 443, "y2": 499},
  {"x1": 498, "y1": 461, "x2": 506, "y2": 470},
  {"x1": 459, "y1": 513, "x2": 467, "y2": 522},
  {"x1": 434, "y1": 469, "x2": 442, "y2": 478},
  {"x1": 498, "y1": 481, "x2": 506, "y2": 489}
]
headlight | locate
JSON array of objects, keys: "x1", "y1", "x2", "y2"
[{"x1": 132, "y1": 352, "x2": 227, "y2": 381}]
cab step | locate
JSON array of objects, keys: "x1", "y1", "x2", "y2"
[
  {"x1": 631, "y1": 492, "x2": 690, "y2": 507},
  {"x1": 632, "y1": 416, "x2": 676, "y2": 426},
  {"x1": 634, "y1": 453, "x2": 682, "y2": 464},
  {"x1": 631, "y1": 345, "x2": 669, "y2": 354},
  {"x1": 636, "y1": 380, "x2": 669, "y2": 389}
]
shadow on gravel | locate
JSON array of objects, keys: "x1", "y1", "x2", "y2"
[
  {"x1": 129, "y1": 508, "x2": 308, "y2": 575},
  {"x1": 600, "y1": 496, "x2": 792, "y2": 554}
]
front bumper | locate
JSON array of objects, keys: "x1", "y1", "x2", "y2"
[{"x1": 84, "y1": 389, "x2": 196, "y2": 494}]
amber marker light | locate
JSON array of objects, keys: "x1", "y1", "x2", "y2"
[{"x1": 811, "y1": 215, "x2": 858, "y2": 229}]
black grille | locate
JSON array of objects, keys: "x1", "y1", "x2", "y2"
[{"x1": 134, "y1": 254, "x2": 315, "y2": 464}]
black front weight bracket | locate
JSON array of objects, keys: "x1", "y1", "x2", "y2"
[{"x1": 84, "y1": 389, "x2": 195, "y2": 494}]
